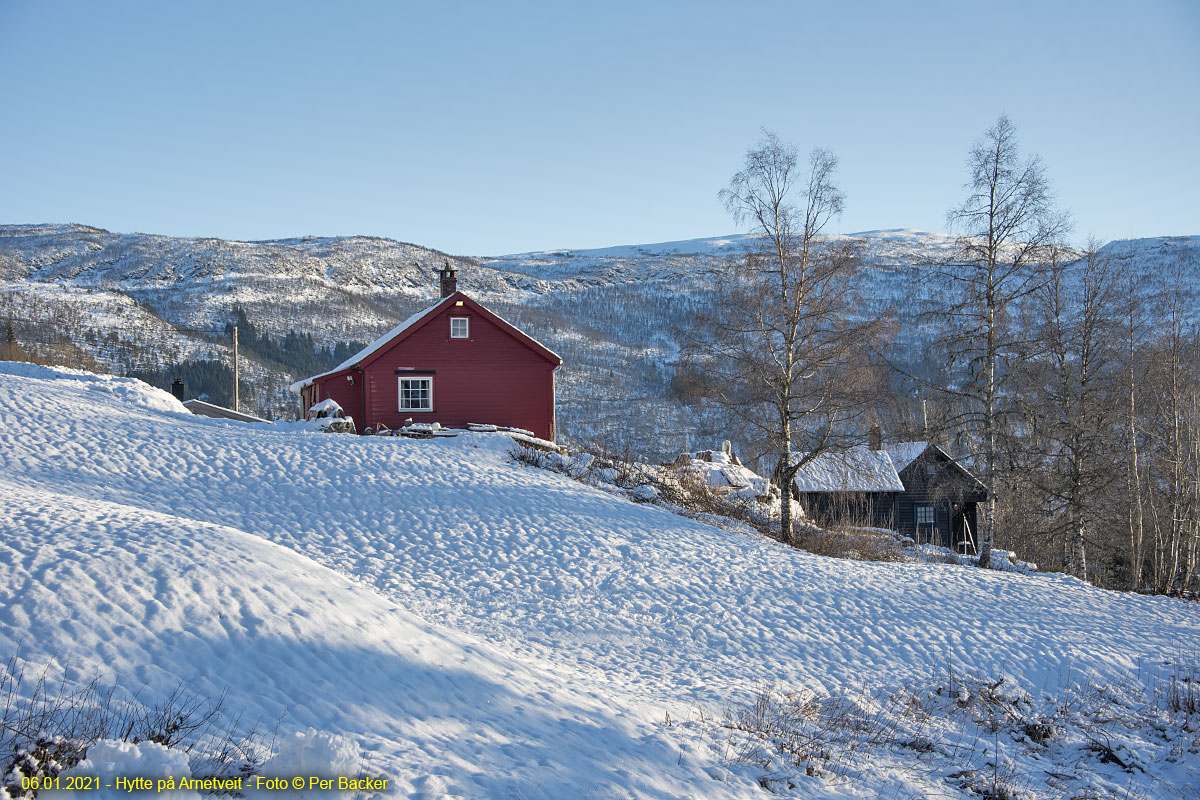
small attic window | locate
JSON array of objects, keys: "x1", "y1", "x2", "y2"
[{"x1": 450, "y1": 317, "x2": 469, "y2": 338}]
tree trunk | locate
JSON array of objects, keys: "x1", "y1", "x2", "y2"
[
  {"x1": 1127, "y1": 274, "x2": 1145, "y2": 591},
  {"x1": 778, "y1": 471, "x2": 793, "y2": 544},
  {"x1": 978, "y1": 275, "x2": 998, "y2": 569},
  {"x1": 1074, "y1": 521, "x2": 1088, "y2": 582},
  {"x1": 779, "y1": 408, "x2": 795, "y2": 545}
]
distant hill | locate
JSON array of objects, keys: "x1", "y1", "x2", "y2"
[{"x1": 1, "y1": 223, "x2": 1195, "y2": 450}]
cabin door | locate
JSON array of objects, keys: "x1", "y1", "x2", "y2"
[{"x1": 951, "y1": 503, "x2": 978, "y2": 554}]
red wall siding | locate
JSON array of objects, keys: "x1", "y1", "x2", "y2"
[
  {"x1": 361, "y1": 304, "x2": 556, "y2": 439},
  {"x1": 311, "y1": 369, "x2": 365, "y2": 429}
]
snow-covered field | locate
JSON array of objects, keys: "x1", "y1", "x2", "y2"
[{"x1": 1, "y1": 363, "x2": 1197, "y2": 798}]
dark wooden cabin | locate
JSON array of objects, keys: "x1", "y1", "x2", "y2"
[{"x1": 792, "y1": 439, "x2": 988, "y2": 552}]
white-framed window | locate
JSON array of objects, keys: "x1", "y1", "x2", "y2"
[
  {"x1": 450, "y1": 317, "x2": 469, "y2": 338},
  {"x1": 915, "y1": 503, "x2": 936, "y2": 527},
  {"x1": 398, "y1": 376, "x2": 433, "y2": 411}
]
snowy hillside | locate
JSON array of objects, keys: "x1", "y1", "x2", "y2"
[
  {"x1": 0, "y1": 224, "x2": 544, "y2": 343},
  {"x1": 1, "y1": 364, "x2": 1196, "y2": 798}
]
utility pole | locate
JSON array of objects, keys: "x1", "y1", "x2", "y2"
[{"x1": 232, "y1": 325, "x2": 239, "y2": 412}]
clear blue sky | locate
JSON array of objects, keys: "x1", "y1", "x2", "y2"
[{"x1": 2, "y1": 0, "x2": 1197, "y2": 255}]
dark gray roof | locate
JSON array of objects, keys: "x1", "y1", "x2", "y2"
[{"x1": 183, "y1": 399, "x2": 266, "y2": 423}]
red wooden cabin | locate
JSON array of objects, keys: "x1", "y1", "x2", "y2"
[{"x1": 293, "y1": 266, "x2": 562, "y2": 440}]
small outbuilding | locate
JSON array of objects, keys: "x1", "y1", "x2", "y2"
[
  {"x1": 182, "y1": 398, "x2": 267, "y2": 423},
  {"x1": 292, "y1": 265, "x2": 562, "y2": 441}
]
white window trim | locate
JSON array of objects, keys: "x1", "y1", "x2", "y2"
[
  {"x1": 914, "y1": 503, "x2": 936, "y2": 527},
  {"x1": 398, "y1": 376, "x2": 433, "y2": 412},
  {"x1": 450, "y1": 317, "x2": 469, "y2": 339}
]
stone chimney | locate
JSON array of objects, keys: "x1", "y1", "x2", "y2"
[
  {"x1": 868, "y1": 423, "x2": 882, "y2": 451},
  {"x1": 170, "y1": 379, "x2": 186, "y2": 401},
  {"x1": 439, "y1": 260, "x2": 458, "y2": 298}
]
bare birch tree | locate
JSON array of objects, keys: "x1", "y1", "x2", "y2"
[
  {"x1": 685, "y1": 131, "x2": 883, "y2": 545},
  {"x1": 1016, "y1": 243, "x2": 1121, "y2": 580},
  {"x1": 940, "y1": 115, "x2": 1071, "y2": 568},
  {"x1": 1118, "y1": 248, "x2": 1149, "y2": 590},
  {"x1": 1141, "y1": 255, "x2": 1200, "y2": 593}
]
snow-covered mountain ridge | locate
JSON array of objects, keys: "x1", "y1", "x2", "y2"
[
  {"x1": 488, "y1": 228, "x2": 963, "y2": 274},
  {"x1": 5, "y1": 223, "x2": 1191, "y2": 319}
]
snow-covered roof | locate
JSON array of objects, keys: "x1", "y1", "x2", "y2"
[
  {"x1": 791, "y1": 446, "x2": 905, "y2": 493},
  {"x1": 289, "y1": 295, "x2": 454, "y2": 393},
  {"x1": 882, "y1": 441, "x2": 930, "y2": 472}
]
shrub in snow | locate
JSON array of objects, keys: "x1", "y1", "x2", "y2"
[
  {"x1": 721, "y1": 663, "x2": 1200, "y2": 800},
  {"x1": 793, "y1": 524, "x2": 911, "y2": 564},
  {"x1": 40, "y1": 740, "x2": 198, "y2": 800},
  {"x1": 507, "y1": 442, "x2": 567, "y2": 472},
  {"x1": 0, "y1": 662, "x2": 270, "y2": 800}
]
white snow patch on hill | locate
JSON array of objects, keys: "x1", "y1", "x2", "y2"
[{"x1": 0, "y1": 363, "x2": 1197, "y2": 798}]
